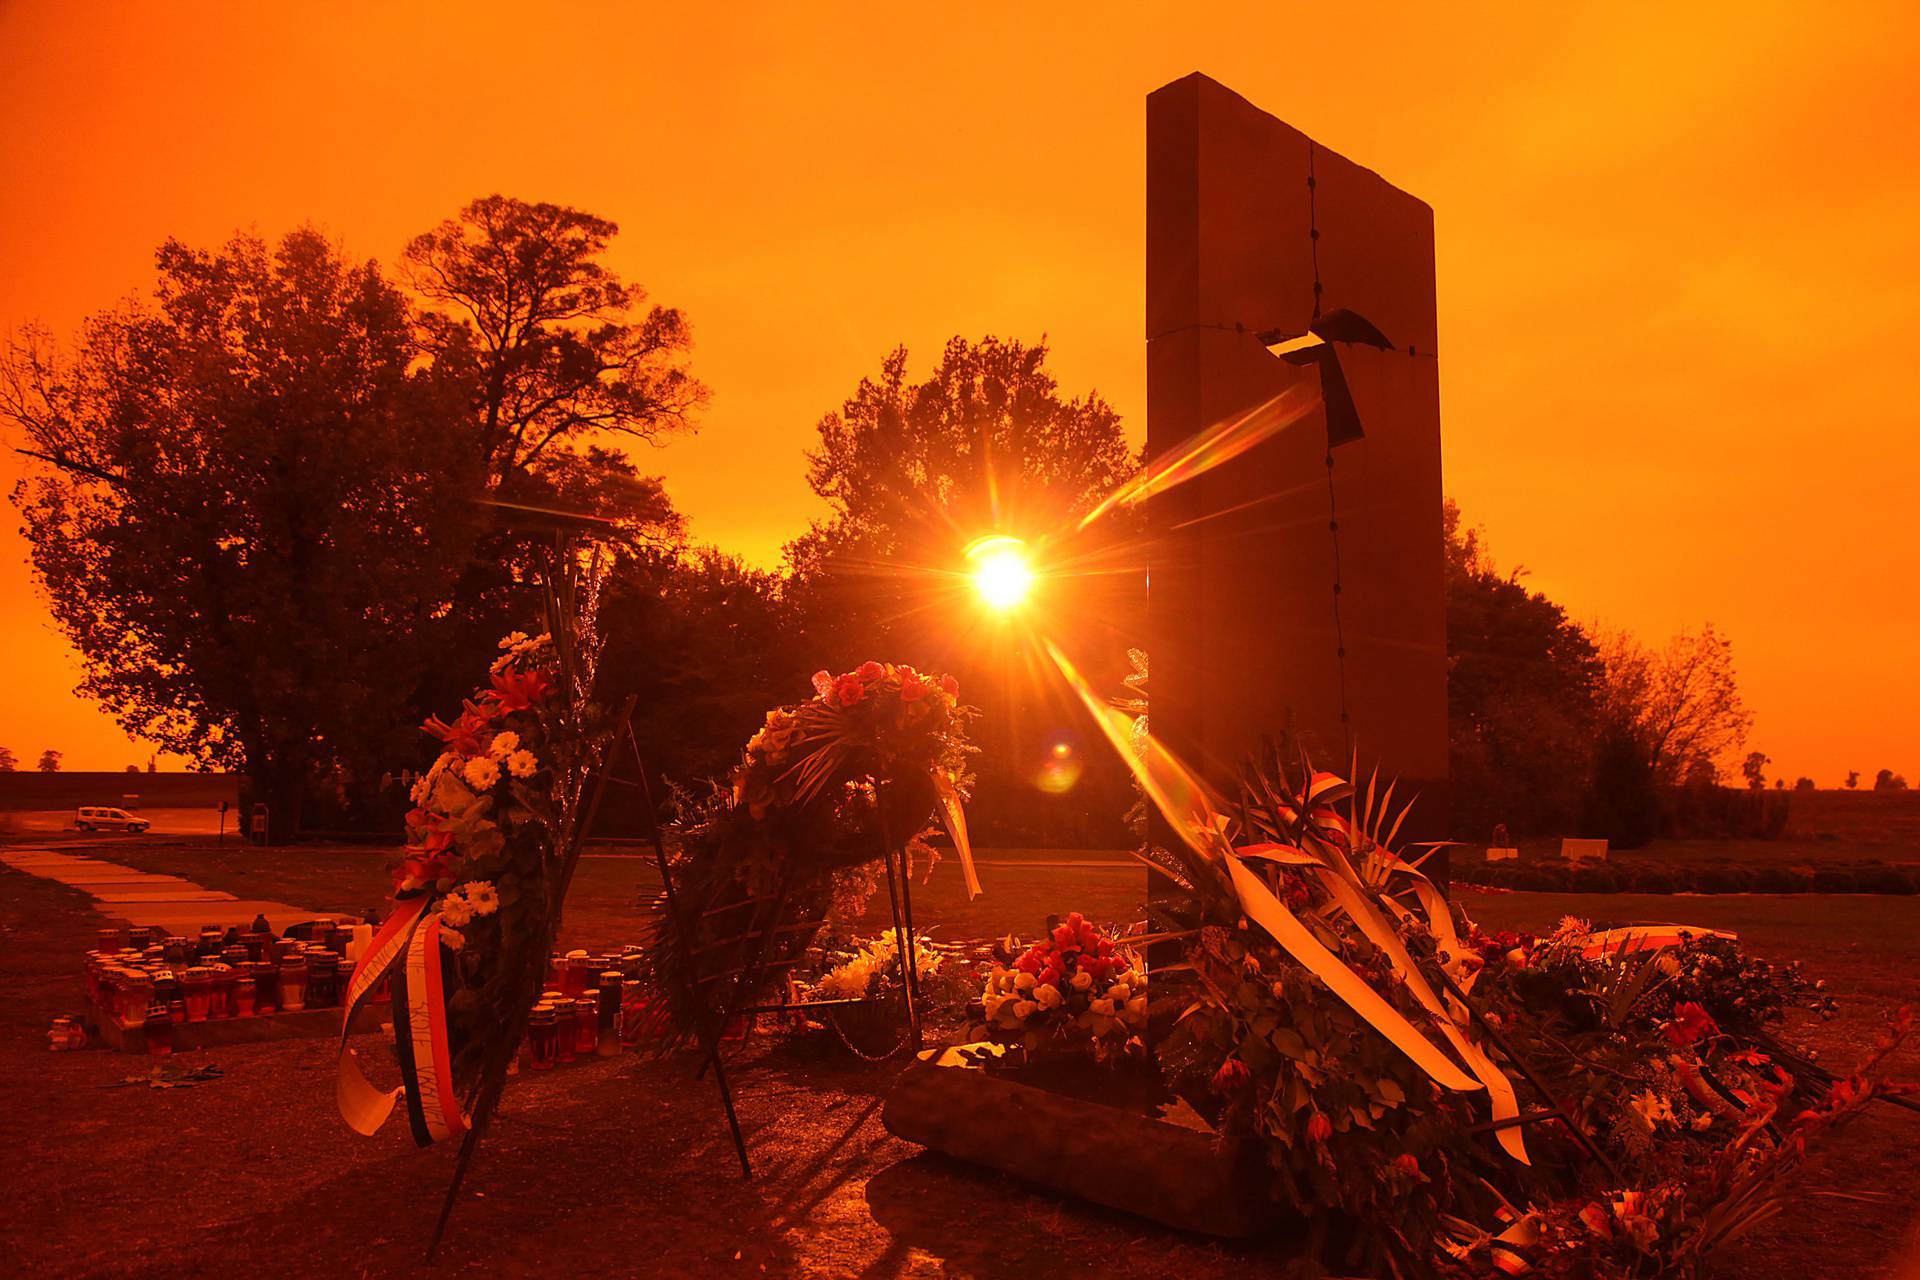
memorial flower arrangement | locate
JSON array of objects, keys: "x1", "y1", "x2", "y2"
[
  {"x1": 1037, "y1": 656, "x2": 1916, "y2": 1279},
  {"x1": 635, "y1": 662, "x2": 977, "y2": 1043},
  {"x1": 338, "y1": 565, "x2": 618, "y2": 1166},
  {"x1": 1128, "y1": 746, "x2": 1913, "y2": 1279},
  {"x1": 809, "y1": 931, "x2": 946, "y2": 1002},
  {"x1": 973, "y1": 913, "x2": 1147, "y2": 1059}
]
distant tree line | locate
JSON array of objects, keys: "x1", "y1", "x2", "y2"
[{"x1": 3, "y1": 197, "x2": 1900, "y2": 846}]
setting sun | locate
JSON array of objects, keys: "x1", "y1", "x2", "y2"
[{"x1": 965, "y1": 535, "x2": 1035, "y2": 611}]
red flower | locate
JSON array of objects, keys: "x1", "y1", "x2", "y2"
[
  {"x1": 899, "y1": 671, "x2": 928, "y2": 701},
  {"x1": 856, "y1": 660, "x2": 885, "y2": 682},
  {"x1": 939, "y1": 674, "x2": 959, "y2": 697},
  {"x1": 833, "y1": 673, "x2": 867, "y2": 706},
  {"x1": 1665, "y1": 1000, "x2": 1719, "y2": 1047},
  {"x1": 1390, "y1": 1153, "x2": 1424, "y2": 1180},
  {"x1": 1210, "y1": 1058, "x2": 1250, "y2": 1093},
  {"x1": 422, "y1": 704, "x2": 493, "y2": 755},
  {"x1": 489, "y1": 667, "x2": 553, "y2": 712},
  {"x1": 1051, "y1": 922, "x2": 1080, "y2": 951},
  {"x1": 1305, "y1": 1111, "x2": 1334, "y2": 1143}
]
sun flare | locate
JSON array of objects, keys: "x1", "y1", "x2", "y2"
[{"x1": 965, "y1": 534, "x2": 1034, "y2": 611}]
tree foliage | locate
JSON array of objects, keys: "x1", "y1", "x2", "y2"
[
  {"x1": 2, "y1": 229, "x2": 479, "y2": 831},
  {"x1": 0, "y1": 747, "x2": 15, "y2": 772},
  {"x1": 1443, "y1": 500, "x2": 1602, "y2": 838},
  {"x1": 36, "y1": 749, "x2": 62, "y2": 773},
  {"x1": 403, "y1": 195, "x2": 705, "y2": 500},
  {"x1": 1597, "y1": 624, "x2": 1752, "y2": 785}
]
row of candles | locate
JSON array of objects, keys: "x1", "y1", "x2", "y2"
[
  {"x1": 84, "y1": 919, "x2": 376, "y2": 1055},
  {"x1": 524, "y1": 948, "x2": 637, "y2": 1069}
]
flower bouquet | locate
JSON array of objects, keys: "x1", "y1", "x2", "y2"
[{"x1": 972, "y1": 913, "x2": 1147, "y2": 1066}]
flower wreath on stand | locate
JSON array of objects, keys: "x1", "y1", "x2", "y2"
[
  {"x1": 336, "y1": 622, "x2": 607, "y2": 1154},
  {"x1": 634, "y1": 661, "x2": 978, "y2": 1048}
]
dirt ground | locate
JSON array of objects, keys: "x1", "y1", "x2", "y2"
[{"x1": 1, "y1": 849, "x2": 1916, "y2": 1279}]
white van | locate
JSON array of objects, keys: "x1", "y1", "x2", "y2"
[{"x1": 76, "y1": 806, "x2": 150, "y2": 834}]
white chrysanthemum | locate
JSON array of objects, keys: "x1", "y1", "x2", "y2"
[
  {"x1": 462, "y1": 756, "x2": 501, "y2": 790},
  {"x1": 1108, "y1": 982, "x2": 1131, "y2": 1003},
  {"x1": 1070, "y1": 970, "x2": 1093, "y2": 991},
  {"x1": 1089, "y1": 997, "x2": 1115, "y2": 1017},
  {"x1": 439, "y1": 896, "x2": 474, "y2": 927},
  {"x1": 1013, "y1": 971, "x2": 1036, "y2": 992},
  {"x1": 464, "y1": 881, "x2": 499, "y2": 916},
  {"x1": 506, "y1": 749, "x2": 538, "y2": 779},
  {"x1": 439, "y1": 926, "x2": 466, "y2": 951},
  {"x1": 1011, "y1": 1000, "x2": 1037, "y2": 1020},
  {"x1": 1033, "y1": 983, "x2": 1063, "y2": 1010},
  {"x1": 488, "y1": 731, "x2": 520, "y2": 758}
]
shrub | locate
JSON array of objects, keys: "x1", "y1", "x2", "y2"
[
  {"x1": 1693, "y1": 867, "x2": 1751, "y2": 894},
  {"x1": 1571, "y1": 866, "x2": 1620, "y2": 894},
  {"x1": 1811, "y1": 868, "x2": 1861, "y2": 893},
  {"x1": 1750, "y1": 866, "x2": 1802, "y2": 894},
  {"x1": 1625, "y1": 864, "x2": 1681, "y2": 894},
  {"x1": 1856, "y1": 866, "x2": 1915, "y2": 895}
]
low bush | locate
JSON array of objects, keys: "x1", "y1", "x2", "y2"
[
  {"x1": 1571, "y1": 866, "x2": 1620, "y2": 893},
  {"x1": 1810, "y1": 868, "x2": 1861, "y2": 893},
  {"x1": 1458, "y1": 859, "x2": 1916, "y2": 894}
]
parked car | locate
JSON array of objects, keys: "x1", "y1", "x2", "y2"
[{"x1": 75, "y1": 806, "x2": 150, "y2": 834}]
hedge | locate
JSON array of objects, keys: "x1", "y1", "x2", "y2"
[{"x1": 1452, "y1": 859, "x2": 1920, "y2": 895}]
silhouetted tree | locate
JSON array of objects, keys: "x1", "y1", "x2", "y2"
[
  {"x1": 1874, "y1": 768, "x2": 1909, "y2": 792},
  {"x1": 1598, "y1": 625, "x2": 1752, "y2": 785},
  {"x1": 0, "y1": 747, "x2": 15, "y2": 772},
  {"x1": 37, "y1": 750, "x2": 62, "y2": 772},
  {"x1": 595, "y1": 548, "x2": 808, "y2": 791},
  {"x1": 2, "y1": 229, "x2": 480, "y2": 837},
  {"x1": 1845, "y1": 770, "x2": 1861, "y2": 789},
  {"x1": 404, "y1": 195, "x2": 705, "y2": 496},
  {"x1": 401, "y1": 196, "x2": 695, "y2": 720},
  {"x1": 1741, "y1": 751, "x2": 1770, "y2": 791},
  {"x1": 785, "y1": 336, "x2": 1139, "y2": 843},
  {"x1": 1793, "y1": 776, "x2": 1815, "y2": 791},
  {"x1": 1443, "y1": 501, "x2": 1601, "y2": 837}
]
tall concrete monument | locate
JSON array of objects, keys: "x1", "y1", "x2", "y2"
[{"x1": 1146, "y1": 73, "x2": 1448, "y2": 824}]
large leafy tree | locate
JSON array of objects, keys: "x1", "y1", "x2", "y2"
[
  {"x1": 2, "y1": 229, "x2": 478, "y2": 836},
  {"x1": 1443, "y1": 501, "x2": 1603, "y2": 839},
  {"x1": 786, "y1": 337, "x2": 1140, "y2": 845},
  {"x1": 400, "y1": 197, "x2": 697, "y2": 720},
  {"x1": 787, "y1": 336, "x2": 1136, "y2": 661},
  {"x1": 403, "y1": 195, "x2": 705, "y2": 502}
]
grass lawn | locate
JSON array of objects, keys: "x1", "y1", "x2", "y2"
[{"x1": 5, "y1": 839, "x2": 1915, "y2": 1277}]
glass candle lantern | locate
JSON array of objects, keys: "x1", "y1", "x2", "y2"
[
  {"x1": 182, "y1": 966, "x2": 212, "y2": 1022},
  {"x1": 210, "y1": 965, "x2": 237, "y2": 1019},
  {"x1": 306, "y1": 953, "x2": 337, "y2": 1009},
  {"x1": 528, "y1": 1004, "x2": 558, "y2": 1069},
  {"x1": 597, "y1": 972, "x2": 624, "y2": 1055},
  {"x1": 233, "y1": 974, "x2": 257, "y2": 1017},
  {"x1": 575, "y1": 990, "x2": 600, "y2": 1056},
  {"x1": 168, "y1": 998, "x2": 187, "y2": 1025},
  {"x1": 120, "y1": 972, "x2": 154, "y2": 1028},
  {"x1": 554, "y1": 1000, "x2": 577, "y2": 1063},
  {"x1": 279, "y1": 955, "x2": 309, "y2": 1012},
  {"x1": 144, "y1": 1016, "x2": 172, "y2": 1055},
  {"x1": 251, "y1": 960, "x2": 279, "y2": 1014}
]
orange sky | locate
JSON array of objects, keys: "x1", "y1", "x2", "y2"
[{"x1": 2, "y1": 2, "x2": 1915, "y2": 782}]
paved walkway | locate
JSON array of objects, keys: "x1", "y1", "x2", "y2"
[{"x1": 0, "y1": 845, "x2": 348, "y2": 934}]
